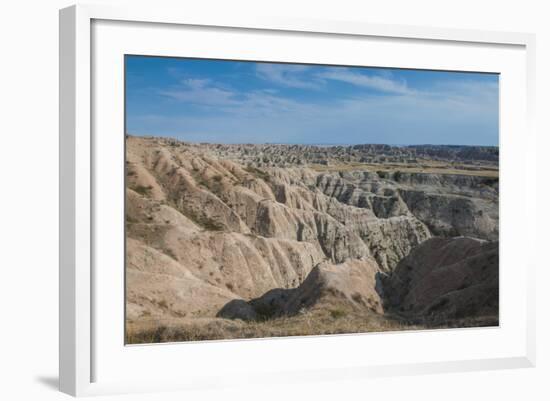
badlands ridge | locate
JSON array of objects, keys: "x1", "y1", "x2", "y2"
[{"x1": 125, "y1": 136, "x2": 499, "y2": 343}]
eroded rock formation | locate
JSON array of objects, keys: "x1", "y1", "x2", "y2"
[{"x1": 125, "y1": 135, "x2": 499, "y2": 339}]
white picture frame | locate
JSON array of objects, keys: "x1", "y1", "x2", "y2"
[{"x1": 59, "y1": 4, "x2": 536, "y2": 397}]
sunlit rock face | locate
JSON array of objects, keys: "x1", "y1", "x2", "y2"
[{"x1": 125, "y1": 135, "x2": 499, "y2": 341}]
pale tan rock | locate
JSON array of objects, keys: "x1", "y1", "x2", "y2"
[
  {"x1": 218, "y1": 258, "x2": 384, "y2": 321},
  {"x1": 125, "y1": 136, "x2": 499, "y2": 332}
]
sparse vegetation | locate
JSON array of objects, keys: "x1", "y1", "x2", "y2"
[
  {"x1": 244, "y1": 165, "x2": 270, "y2": 182},
  {"x1": 125, "y1": 309, "x2": 498, "y2": 344},
  {"x1": 310, "y1": 160, "x2": 498, "y2": 178},
  {"x1": 164, "y1": 247, "x2": 177, "y2": 260},
  {"x1": 125, "y1": 308, "x2": 424, "y2": 344},
  {"x1": 126, "y1": 214, "x2": 138, "y2": 224},
  {"x1": 196, "y1": 216, "x2": 225, "y2": 231},
  {"x1": 132, "y1": 184, "x2": 153, "y2": 196},
  {"x1": 185, "y1": 208, "x2": 224, "y2": 231},
  {"x1": 329, "y1": 308, "x2": 347, "y2": 319}
]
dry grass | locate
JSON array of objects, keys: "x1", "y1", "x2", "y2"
[
  {"x1": 126, "y1": 306, "x2": 499, "y2": 345},
  {"x1": 309, "y1": 160, "x2": 499, "y2": 178},
  {"x1": 126, "y1": 308, "x2": 424, "y2": 344}
]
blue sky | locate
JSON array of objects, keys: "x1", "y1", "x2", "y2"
[{"x1": 125, "y1": 55, "x2": 499, "y2": 146}]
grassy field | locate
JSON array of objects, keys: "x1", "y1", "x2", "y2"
[
  {"x1": 126, "y1": 310, "x2": 416, "y2": 344},
  {"x1": 125, "y1": 306, "x2": 498, "y2": 344},
  {"x1": 309, "y1": 160, "x2": 499, "y2": 178}
]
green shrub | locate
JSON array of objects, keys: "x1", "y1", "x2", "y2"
[
  {"x1": 244, "y1": 166, "x2": 270, "y2": 182},
  {"x1": 329, "y1": 308, "x2": 347, "y2": 319},
  {"x1": 132, "y1": 185, "x2": 152, "y2": 196}
]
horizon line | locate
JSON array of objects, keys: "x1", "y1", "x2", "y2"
[{"x1": 126, "y1": 133, "x2": 500, "y2": 148}]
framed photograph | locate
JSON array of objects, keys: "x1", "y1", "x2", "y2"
[{"x1": 59, "y1": 4, "x2": 536, "y2": 397}]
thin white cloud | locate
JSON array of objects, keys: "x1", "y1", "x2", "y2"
[
  {"x1": 428, "y1": 79, "x2": 498, "y2": 103},
  {"x1": 317, "y1": 68, "x2": 413, "y2": 95},
  {"x1": 158, "y1": 77, "x2": 314, "y2": 116},
  {"x1": 159, "y1": 78, "x2": 239, "y2": 107},
  {"x1": 148, "y1": 72, "x2": 498, "y2": 145},
  {"x1": 255, "y1": 64, "x2": 322, "y2": 89}
]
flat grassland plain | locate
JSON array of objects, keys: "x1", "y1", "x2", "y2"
[{"x1": 125, "y1": 137, "x2": 499, "y2": 344}]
